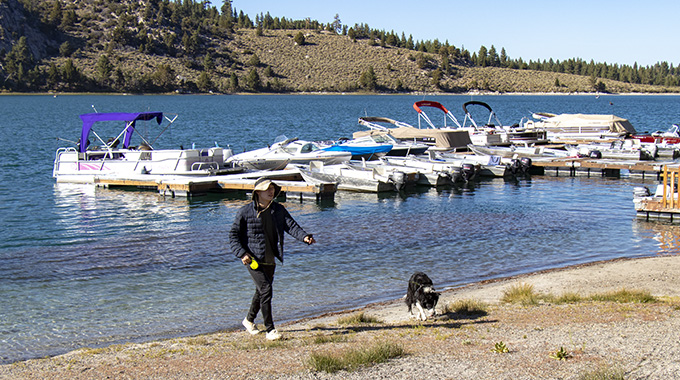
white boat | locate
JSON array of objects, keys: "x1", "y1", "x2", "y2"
[
  {"x1": 432, "y1": 151, "x2": 529, "y2": 177},
  {"x1": 226, "y1": 136, "x2": 351, "y2": 170},
  {"x1": 524, "y1": 113, "x2": 637, "y2": 142},
  {"x1": 413, "y1": 100, "x2": 504, "y2": 146},
  {"x1": 355, "y1": 117, "x2": 431, "y2": 156},
  {"x1": 468, "y1": 144, "x2": 572, "y2": 159},
  {"x1": 318, "y1": 135, "x2": 393, "y2": 160},
  {"x1": 53, "y1": 112, "x2": 234, "y2": 183},
  {"x1": 462, "y1": 101, "x2": 548, "y2": 145},
  {"x1": 296, "y1": 161, "x2": 416, "y2": 192},
  {"x1": 631, "y1": 125, "x2": 680, "y2": 159},
  {"x1": 565, "y1": 139, "x2": 657, "y2": 160},
  {"x1": 381, "y1": 155, "x2": 473, "y2": 185}
]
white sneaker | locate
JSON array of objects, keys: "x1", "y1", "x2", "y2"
[
  {"x1": 265, "y1": 329, "x2": 282, "y2": 341},
  {"x1": 242, "y1": 318, "x2": 260, "y2": 335}
]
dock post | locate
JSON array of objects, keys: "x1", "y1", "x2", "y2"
[{"x1": 663, "y1": 166, "x2": 668, "y2": 208}]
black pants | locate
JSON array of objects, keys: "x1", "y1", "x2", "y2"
[{"x1": 246, "y1": 264, "x2": 276, "y2": 332}]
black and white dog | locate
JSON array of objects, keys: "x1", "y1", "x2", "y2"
[{"x1": 405, "y1": 272, "x2": 440, "y2": 321}]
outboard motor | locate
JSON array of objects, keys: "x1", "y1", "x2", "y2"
[
  {"x1": 520, "y1": 157, "x2": 532, "y2": 175},
  {"x1": 389, "y1": 171, "x2": 406, "y2": 191},
  {"x1": 460, "y1": 163, "x2": 476, "y2": 182},
  {"x1": 508, "y1": 158, "x2": 522, "y2": 175},
  {"x1": 588, "y1": 150, "x2": 602, "y2": 159},
  {"x1": 633, "y1": 186, "x2": 651, "y2": 198}
]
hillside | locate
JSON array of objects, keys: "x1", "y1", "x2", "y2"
[{"x1": 1, "y1": 0, "x2": 677, "y2": 94}]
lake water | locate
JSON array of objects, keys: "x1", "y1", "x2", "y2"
[{"x1": 2, "y1": 94, "x2": 680, "y2": 364}]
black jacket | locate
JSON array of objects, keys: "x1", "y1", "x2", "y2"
[{"x1": 229, "y1": 201, "x2": 309, "y2": 264}]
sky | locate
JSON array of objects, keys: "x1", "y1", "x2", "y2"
[{"x1": 230, "y1": 0, "x2": 680, "y2": 67}]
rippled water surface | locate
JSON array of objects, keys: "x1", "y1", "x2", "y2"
[{"x1": 1, "y1": 94, "x2": 680, "y2": 363}]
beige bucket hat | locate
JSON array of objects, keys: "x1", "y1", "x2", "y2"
[{"x1": 252, "y1": 177, "x2": 281, "y2": 195}]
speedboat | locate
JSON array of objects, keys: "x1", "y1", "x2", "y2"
[
  {"x1": 319, "y1": 135, "x2": 393, "y2": 160},
  {"x1": 226, "y1": 136, "x2": 351, "y2": 170},
  {"x1": 355, "y1": 117, "x2": 430, "y2": 156},
  {"x1": 432, "y1": 151, "x2": 528, "y2": 177},
  {"x1": 53, "y1": 112, "x2": 234, "y2": 183},
  {"x1": 296, "y1": 161, "x2": 416, "y2": 192},
  {"x1": 381, "y1": 155, "x2": 473, "y2": 184},
  {"x1": 468, "y1": 144, "x2": 572, "y2": 159},
  {"x1": 565, "y1": 139, "x2": 658, "y2": 160},
  {"x1": 634, "y1": 123, "x2": 680, "y2": 145}
]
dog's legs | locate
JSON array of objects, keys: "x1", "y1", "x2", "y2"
[{"x1": 416, "y1": 302, "x2": 427, "y2": 321}]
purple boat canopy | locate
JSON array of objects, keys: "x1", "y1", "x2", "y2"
[{"x1": 78, "y1": 112, "x2": 163, "y2": 153}]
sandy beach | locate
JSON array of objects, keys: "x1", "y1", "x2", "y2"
[{"x1": 2, "y1": 255, "x2": 680, "y2": 380}]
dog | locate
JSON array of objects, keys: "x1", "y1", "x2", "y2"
[{"x1": 405, "y1": 272, "x2": 440, "y2": 321}]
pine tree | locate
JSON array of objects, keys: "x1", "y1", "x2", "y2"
[
  {"x1": 197, "y1": 72, "x2": 212, "y2": 92},
  {"x1": 246, "y1": 68, "x2": 261, "y2": 90},
  {"x1": 359, "y1": 66, "x2": 378, "y2": 90},
  {"x1": 94, "y1": 55, "x2": 113, "y2": 85},
  {"x1": 229, "y1": 72, "x2": 239, "y2": 91}
]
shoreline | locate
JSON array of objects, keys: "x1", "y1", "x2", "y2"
[
  {"x1": 285, "y1": 254, "x2": 680, "y2": 329},
  {"x1": 3, "y1": 254, "x2": 679, "y2": 379},
  {"x1": 3, "y1": 91, "x2": 680, "y2": 97}
]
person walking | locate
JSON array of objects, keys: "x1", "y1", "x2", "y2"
[{"x1": 229, "y1": 177, "x2": 315, "y2": 340}]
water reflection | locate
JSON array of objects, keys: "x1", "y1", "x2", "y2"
[{"x1": 633, "y1": 220, "x2": 680, "y2": 254}]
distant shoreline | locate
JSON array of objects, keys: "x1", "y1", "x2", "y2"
[{"x1": 3, "y1": 91, "x2": 680, "y2": 97}]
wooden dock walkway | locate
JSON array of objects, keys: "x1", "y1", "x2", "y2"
[
  {"x1": 531, "y1": 157, "x2": 676, "y2": 179},
  {"x1": 93, "y1": 169, "x2": 337, "y2": 201}
]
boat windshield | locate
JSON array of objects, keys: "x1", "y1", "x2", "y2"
[
  {"x1": 283, "y1": 142, "x2": 319, "y2": 154},
  {"x1": 370, "y1": 135, "x2": 392, "y2": 144}
]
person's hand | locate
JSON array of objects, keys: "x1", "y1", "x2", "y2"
[
  {"x1": 303, "y1": 235, "x2": 316, "y2": 245},
  {"x1": 241, "y1": 255, "x2": 252, "y2": 265}
]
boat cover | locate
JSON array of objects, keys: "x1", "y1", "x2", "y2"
[
  {"x1": 538, "y1": 114, "x2": 636, "y2": 134},
  {"x1": 353, "y1": 127, "x2": 472, "y2": 149},
  {"x1": 78, "y1": 112, "x2": 163, "y2": 152}
]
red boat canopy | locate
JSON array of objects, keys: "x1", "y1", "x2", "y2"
[{"x1": 412, "y1": 101, "x2": 461, "y2": 129}]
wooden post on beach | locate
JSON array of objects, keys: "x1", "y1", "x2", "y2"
[
  {"x1": 672, "y1": 168, "x2": 676, "y2": 208},
  {"x1": 676, "y1": 166, "x2": 680, "y2": 208},
  {"x1": 663, "y1": 166, "x2": 668, "y2": 207}
]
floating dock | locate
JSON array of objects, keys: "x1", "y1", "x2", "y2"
[
  {"x1": 92, "y1": 169, "x2": 337, "y2": 201},
  {"x1": 635, "y1": 166, "x2": 680, "y2": 222},
  {"x1": 531, "y1": 157, "x2": 675, "y2": 179}
]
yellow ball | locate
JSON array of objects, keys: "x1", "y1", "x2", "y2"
[{"x1": 250, "y1": 259, "x2": 259, "y2": 270}]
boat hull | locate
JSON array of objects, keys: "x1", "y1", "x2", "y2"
[{"x1": 53, "y1": 147, "x2": 230, "y2": 183}]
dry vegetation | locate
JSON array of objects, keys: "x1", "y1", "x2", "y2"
[{"x1": 46, "y1": 28, "x2": 677, "y2": 95}]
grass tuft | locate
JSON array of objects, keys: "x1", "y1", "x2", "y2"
[
  {"x1": 502, "y1": 285, "x2": 657, "y2": 306},
  {"x1": 544, "y1": 291, "x2": 584, "y2": 304},
  {"x1": 501, "y1": 283, "x2": 539, "y2": 305},
  {"x1": 312, "y1": 333, "x2": 349, "y2": 344},
  {"x1": 443, "y1": 298, "x2": 488, "y2": 316},
  {"x1": 336, "y1": 312, "x2": 382, "y2": 326},
  {"x1": 578, "y1": 365, "x2": 625, "y2": 380},
  {"x1": 308, "y1": 341, "x2": 404, "y2": 373},
  {"x1": 589, "y1": 289, "x2": 657, "y2": 303}
]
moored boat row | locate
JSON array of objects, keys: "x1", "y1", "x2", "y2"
[{"x1": 53, "y1": 102, "x2": 680, "y2": 196}]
